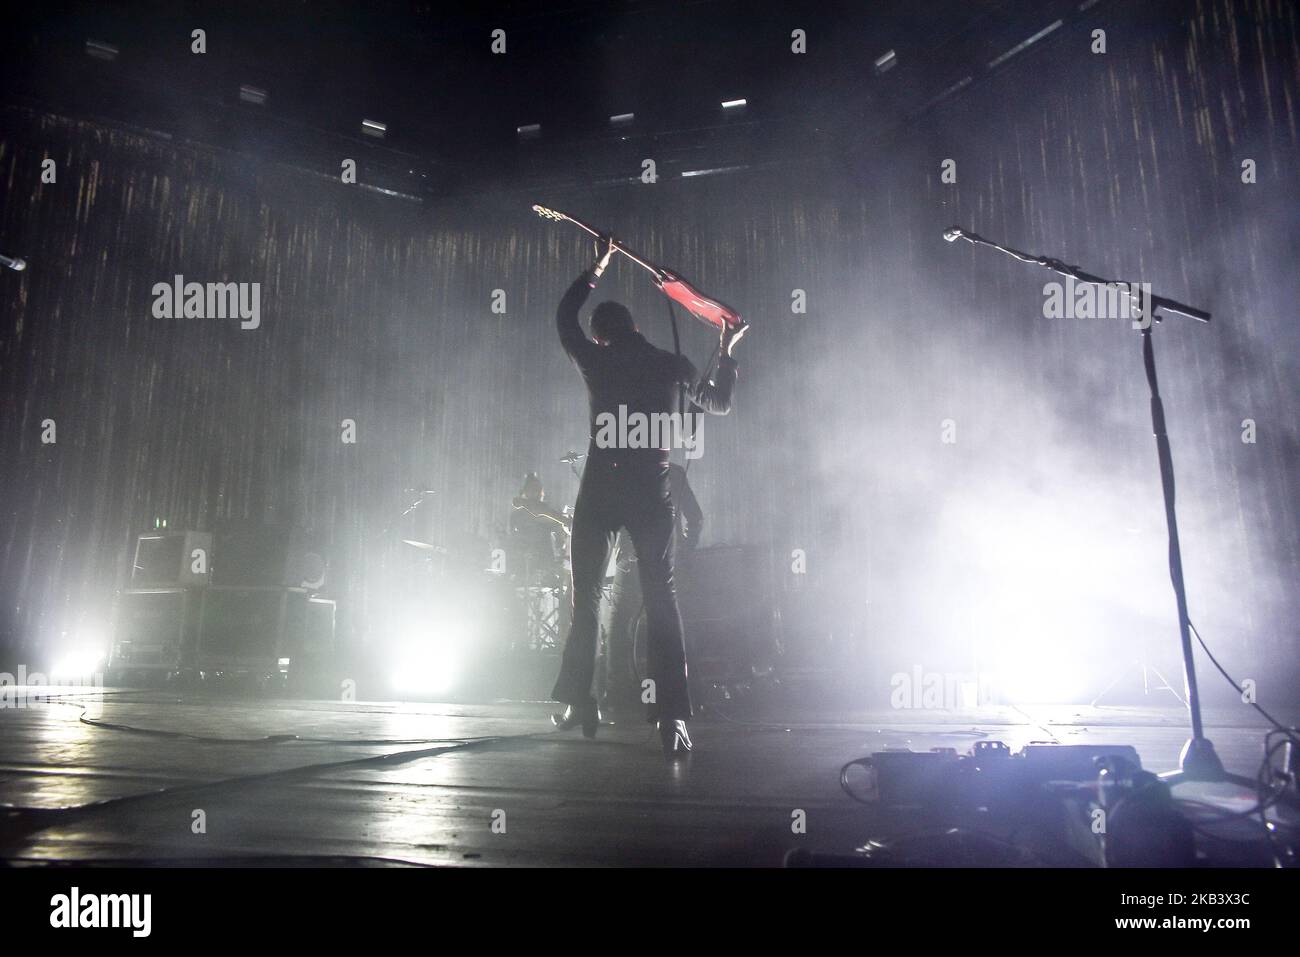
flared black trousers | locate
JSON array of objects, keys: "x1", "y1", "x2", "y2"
[{"x1": 551, "y1": 457, "x2": 691, "y2": 722}]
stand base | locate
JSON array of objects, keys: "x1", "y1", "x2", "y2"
[
  {"x1": 1159, "y1": 735, "x2": 1257, "y2": 790},
  {"x1": 1177, "y1": 736, "x2": 1226, "y2": 780}
]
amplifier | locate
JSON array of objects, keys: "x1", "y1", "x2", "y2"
[
  {"x1": 197, "y1": 586, "x2": 335, "y2": 675},
  {"x1": 678, "y1": 544, "x2": 772, "y2": 680},
  {"x1": 131, "y1": 531, "x2": 212, "y2": 586},
  {"x1": 285, "y1": 594, "x2": 337, "y2": 668},
  {"x1": 212, "y1": 524, "x2": 326, "y2": 589},
  {"x1": 676, "y1": 544, "x2": 772, "y2": 623},
  {"x1": 626, "y1": 545, "x2": 774, "y2": 690},
  {"x1": 110, "y1": 588, "x2": 195, "y2": 675}
]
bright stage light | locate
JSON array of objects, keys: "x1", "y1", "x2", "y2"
[
  {"x1": 389, "y1": 617, "x2": 468, "y2": 697},
  {"x1": 391, "y1": 646, "x2": 459, "y2": 696},
  {"x1": 50, "y1": 646, "x2": 105, "y2": 681},
  {"x1": 944, "y1": 481, "x2": 1170, "y2": 706}
]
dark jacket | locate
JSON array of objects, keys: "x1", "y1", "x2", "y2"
[{"x1": 556, "y1": 271, "x2": 737, "y2": 466}]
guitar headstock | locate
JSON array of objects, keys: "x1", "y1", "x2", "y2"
[{"x1": 532, "y1": 204, "x2": 566, "y2": 222}]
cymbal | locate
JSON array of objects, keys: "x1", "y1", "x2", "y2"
[{"x1": 401, "y1": 539, "x2": 449, "y2": 554}]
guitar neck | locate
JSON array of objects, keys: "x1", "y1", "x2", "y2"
[
  {"x1": 534, "y1": 203, "x2": 744, "y2": 329},
  {"x1": 558, "y1": 215, "x2": 663, "y2": 281}
]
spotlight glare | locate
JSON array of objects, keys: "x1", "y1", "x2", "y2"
[
  {"x1": 390, "y1": 616, "x2": 468, "y2": 697},
  {"x1": 391, "y1": 647, "x2": 458, "y2": 696},
  {"x1": 51, "y1": 647, "x2": 104, "y2": 681}
]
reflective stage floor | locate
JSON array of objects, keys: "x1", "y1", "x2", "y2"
[{"x1": 0, "y1": 689, "x2": 1292, "y2": 867}]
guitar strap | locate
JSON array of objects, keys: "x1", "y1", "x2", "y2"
[{"x1": 665, "y1": 295, "x2": 720, "y2": 477}]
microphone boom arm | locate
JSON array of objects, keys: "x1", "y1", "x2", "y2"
[
  {"x1": 943, "y1": 227, "x2": 1209, "y2": 323},
  {"x1": 941, "y1": 224, "x2": 1247, "y2": 790}
]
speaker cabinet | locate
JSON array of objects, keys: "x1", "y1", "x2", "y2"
[
  {"x1": 629, "y1": 545, "x2": 775, "y2": 688},
  {"x1": 197, "y1": 586, "x2": 334, "y2": 674},
  {"x1": 110, "y1": 587, "x2": 195, "y2": 674},
  {"x1": 131, "y1": 531, "x2": 212, "y2": 586},
  {"x1": 212, "y1": 524, "x2": 326, "y2": 589}
]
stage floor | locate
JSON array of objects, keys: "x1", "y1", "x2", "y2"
[{"x1": 0, "y1": 689, "x2": 1290, "y2": 866}]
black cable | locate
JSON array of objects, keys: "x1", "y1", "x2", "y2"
[
  {"x1": 1, "y1": 718, "x2": 561, "y2": 821},
  {"x1": 1172, "y1": 730, "x2": 1297, "y2": 824},
  {"x1": 80, "y1": 714, "x2": 303, "y2": 744},
  {"x1": 38, "y1": 690, "x2": 505, "y2": 747},
  {"x1": 0, "y1": 693, "x2": 577, "y2": 825},
  {"x1": 79, "y1": 712, "x2": 502, "y2": 746},
  {"x1": 840, "y1": 757, "x2": 876, "y2": 805},
  {"x1": 666, "y1": 295, "x2": 684, "y2": 418},
  {"x1": 662, "y1": 296, "x2": 723, "y2": 478},
  {"x1": 1180, "y1": 617, "x2": 1300, "y2": 828},
  {"x1": 1188, "y1": 618, "x2": 1290, "y2": 733}
]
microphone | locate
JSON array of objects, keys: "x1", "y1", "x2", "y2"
[
  {"x1": 0, "y1": 253, "x2": 27, "y2": 271},
  {"x1": 942, "y1": 227, "x2": 964, "y2": 243}
]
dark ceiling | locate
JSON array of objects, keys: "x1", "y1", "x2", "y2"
[{"x1": 3, "y1": 0, "x2": 1177, "y2": 200}]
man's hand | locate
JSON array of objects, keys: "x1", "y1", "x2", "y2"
[
  {"x1": 591, "y1": 237, "x2": 617, "y2": 280},
  {"x1": 720, "y1": 320, "x2": 749, "y2": 357}
]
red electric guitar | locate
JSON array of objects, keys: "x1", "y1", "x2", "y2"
[{"x1": 532, "y1": 204, "x2": 745, "y2": 331}]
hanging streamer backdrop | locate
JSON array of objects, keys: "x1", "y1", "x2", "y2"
[{"x1": 0, "y1": 0, "x2": 1295, "y2": 698}]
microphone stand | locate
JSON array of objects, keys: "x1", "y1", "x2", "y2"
[{"x1": 944, "y1": 228, "x2": 1255, "y2": 789}]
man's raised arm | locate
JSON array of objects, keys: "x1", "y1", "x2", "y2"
[
  {"x1": 681, "y1": 321, "x2": 748, "y2": 415},
  {"x1": 556, "y1": 271, "x2": 596, "y2": 364},
  {"x1": 556, "y1": 239, "x2": 617, "y2": 365}
]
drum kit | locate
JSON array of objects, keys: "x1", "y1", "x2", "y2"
[
  {"x1": 388, "y1": 478, "x2": 622, "y2": 659},
  {"x1": 386, "y1": 480, "x2": 768, "y2": 705}
]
